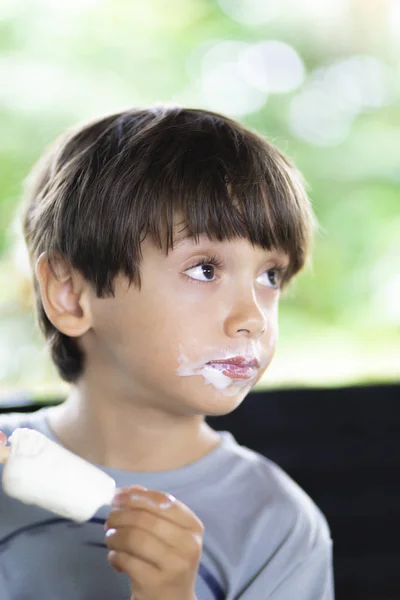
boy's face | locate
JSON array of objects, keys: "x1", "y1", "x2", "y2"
[{"x1": 82, "y1": 230, "x2": 289, "y2": 416}]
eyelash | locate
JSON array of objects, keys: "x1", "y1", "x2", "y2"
[{"x1": 184, "y1": 255, "x2": 287, "y2": 288}]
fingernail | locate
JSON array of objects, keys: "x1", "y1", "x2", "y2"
[
  {"x1": 114, "y1": 485, "x2": 147, "y2": 496},
  {"x1": 105, "y1": 528, "x2": 116, "y2": 537},
  {"x1": 159, "y1": 494, "x2": 176, "y2": 510}
]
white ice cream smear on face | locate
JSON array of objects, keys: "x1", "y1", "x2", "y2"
[
  {"x1": 176, "y1": 347, "x2": 259, "y2": 396},
  {"x1": 200, "y1": 364, "x2": 232, "y2": 390},
  {"x1": 3, "y1": 428, "x2": 116, "y2": 522}
]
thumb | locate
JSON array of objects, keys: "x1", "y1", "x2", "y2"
[{"x1": 113, "y1": 484, "x2": 147, "y2": 496}]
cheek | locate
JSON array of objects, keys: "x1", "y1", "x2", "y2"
[
  {"x1": 267, "y1": 319, "x2": 279, "y2": 348},
  {"x1": 118, "y1": 302, "x2": 196, "y2": 371},
  {"x1": 260, "y1": 304, "x2": 279, "y2": 357}
]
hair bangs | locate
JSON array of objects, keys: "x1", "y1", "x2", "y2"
[{"x1": 128, "y1": 118, "x2": 309, "y2": 281}]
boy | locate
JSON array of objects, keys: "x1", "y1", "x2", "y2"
[{"x1": 0, "y1": 106, "x2": 334, "y2": 600}]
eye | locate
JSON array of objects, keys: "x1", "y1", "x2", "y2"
[
  {"x1": 185, "y1": 263, "x2": 216, "y2": 282},
  {"x1": 184, "y1": 256, "x2": 222, "y2": 283},
  {"x1": 257, "y1": 268, "x2": 282, "y2": 289}
]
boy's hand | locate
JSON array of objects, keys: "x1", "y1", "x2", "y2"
[
  {"x1": 0, "y1": 431, "x2": 8, "y2": 463},
  {"x1": 105, "y1": 485, "x2": 202, "y2": 600}
]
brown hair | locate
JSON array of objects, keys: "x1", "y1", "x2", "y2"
[{"x1": 22, "y1": 106, "x2": 315, "y2": 383}]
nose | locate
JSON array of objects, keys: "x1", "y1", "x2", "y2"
[{"x1": 224, "y1": 293, "x2": 267, "y2": 339}]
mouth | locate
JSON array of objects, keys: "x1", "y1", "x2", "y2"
[{"x1": 205, "y1": 356, "x2": 260, "y2": 380}]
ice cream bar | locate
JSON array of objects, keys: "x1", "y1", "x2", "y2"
[{"x1": 1, "y1": 428, "x2": 116, "y2": 522}]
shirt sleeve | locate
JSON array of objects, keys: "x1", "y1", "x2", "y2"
[{"x1": 234, "y1": 538, "x2": 334, "y2": 600}]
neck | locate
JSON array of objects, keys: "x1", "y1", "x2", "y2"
[{"x1": 45, "y1": 383, "x2": 221, "y2": 472}]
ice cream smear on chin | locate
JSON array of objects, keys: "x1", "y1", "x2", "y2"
[
  {"x1": 1, "y1": 428, "x2": 116, "y2": 523},
  {"x1": 176, "y1": 346, "x2": 262, "y2": 395}
]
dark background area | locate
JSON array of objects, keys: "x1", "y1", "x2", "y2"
[{"x1": 2, "y1": 382, "x2": 398, "y2": 599}]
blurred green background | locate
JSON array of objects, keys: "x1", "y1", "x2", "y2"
[{"x1": 0, "y1": 0, "x2": 399, "y2": 400}]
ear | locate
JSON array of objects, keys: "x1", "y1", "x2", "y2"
[{"x1": 35, "y1": 252, "x2": 93, "y2": 337}]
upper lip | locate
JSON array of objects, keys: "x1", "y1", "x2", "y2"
[{"x1": 207, "y1": 356, "x2": 260, "y2": 369}]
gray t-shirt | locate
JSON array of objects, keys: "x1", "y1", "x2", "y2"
[{"x1": 0, "y1": 408, "x2": 334, "y2": 600}]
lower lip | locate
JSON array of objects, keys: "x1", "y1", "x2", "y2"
[{"x1": 207, "y1": 363, "x2": 256, "y2": 380}]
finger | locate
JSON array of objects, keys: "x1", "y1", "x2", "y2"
[
  {"x1": 114, "y1": 484, "x2": 147, "y2": 494},
  {"x1": 106, "y1": 503, "x2": 189, "y2": 535},
  {"x1": 105, "y1": 509, "x2": 203, "y2": 558},
  {"x1": 0, "y1": 435, "x2": 8, "y2": 463},
  {"x1": 112, "y1": 488, "x2": 204, "y2": 534},
  {"x1": 108, "y1": 548, "x2": 159, "y2": 580},
  {"x1": 106, "y1": 526, "x2": 170, "y2": 569}
]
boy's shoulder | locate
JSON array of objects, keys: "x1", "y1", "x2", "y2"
[
  {"x1": 219, "y1": 432, "x2": 332, "y2": 547},
  {"x1": 200, "y1": 432, "x2": 333, "y2": 594}
]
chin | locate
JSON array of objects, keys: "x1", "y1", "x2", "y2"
[{"x1": 189, "y1": 380, "x2": 253, "y2": 417}]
